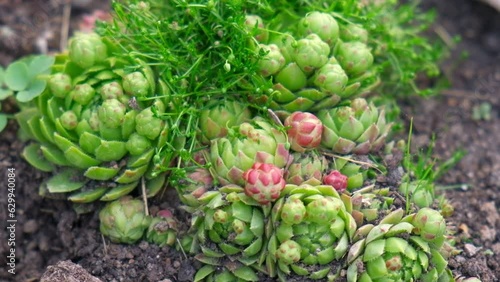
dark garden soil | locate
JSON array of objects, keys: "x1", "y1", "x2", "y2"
[{"x1": 0, "y1": 0, "x2": 499, "y2": 281}]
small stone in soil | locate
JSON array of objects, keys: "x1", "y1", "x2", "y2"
[{"x1": 464, "y1": 243, "x2": 480, "y2": 257}]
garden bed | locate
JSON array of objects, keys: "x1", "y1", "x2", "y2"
[{"x1": 0, "y1": 0, "x2": 498, "y2": 281}]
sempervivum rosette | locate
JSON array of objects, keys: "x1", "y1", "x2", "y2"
[
  {"x1": 319, "y1": 98, "x2": 392, "y2": 155},
  {"x1": 189, "y1": 185, "x2": 272, "y2": 282},
  {"x1": 266, "y1": 184, "x2": 357, "y2": 281},
  {"x1": 284, "y1": 111, "x2": 323, "y2": 153},
  {"x1": 16, "y1": 32, "x2": 169, "y2": 203},
  {"x1": 145, "y1": 209, "x2": 178, "y2": 247},
  {"x1": 247, "y1": 11, "x2": 377, "y2": 120},
  {"x1": 209, "y1": 117, "x2": 291, "y2": 186},
  {"x1": 99, "y1": 196, "x2": 151, "y2": 244},
  {"x1": 346, "y1": 208, "x2": 453, "y2": 282},
  {"x1": 198, "y1": 99, "x2": 252, "y2": 145},
  {"x1": 285, "y1": 151, "x2": 328, "y2": 186},
  {"x1": 399, "y1": 179, "x2": 436, "y2": 208},
  {"x1": 243, "y1": 163, "x2": 286, "y2": 205},
  {"x1": 174, "y1": 149, "x2": 213, "y2": 207},
  {"x1": 327, "y1": 155, "x2": 377, "y2": 192}
]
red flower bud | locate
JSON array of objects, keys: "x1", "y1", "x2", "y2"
[{"x1": 323, "y1": 170, "x2": 348, "y2": 192}]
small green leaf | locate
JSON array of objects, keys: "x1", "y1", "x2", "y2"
[
  {"x1": 16, "y1": 80, "x2": 47, "y2": 102},
  {"x1": 68, "y1": 187, "x2": 107, "y2": 203},
  {"x1": 200, "y1": 245, "x2": 225, "y2": 258},
  {"x1": 145, "y1": 173, "x2": 167, "y2": 197},
  {"x1": 232, "y1": 200, "x2": 253, "y2": 223},
  {"x1": 218, "y1": 242, "x2": 241, "y2": 255},
  {"x1": 46, "y1": 169, "x2": 86, "y2": 193},
  {"x1": 309, "y1": 266, "x2": 331, "y2": 279},
  {"x1": 114, "y1": 165, "x2": 148, "y2": 184},
  {"x1": 5, "y1": 62, "x2": 30, "y2": 91},
  {"x1": 242, "y1": 237, "x2": 263, "y2": 257},
  {"x1": 231, "y1": 265, "x2": 259, "y2": 281},
  {"x1": 95, "y1": 140, "x2": 127, "y2": 162},
  {"x1": 128, "y1": 148, "x2": 154, "y2": 168},
  {"x1": 0, "y1": 114, "x2": 7, "y2": 132},
  {"x1": 40, "y1": 145, "x2": 69, "y2": 166},
  {"x1": 363, "y1": 239, "x2": 386, "y2": 262},
  {"x1": 22, "y1": 143, "x2": 54, "y2": 172},
  {"x1": 194, "y1": 265, "x2": 215, "y2": 282},
  {"x1": 100, "y1": 182, "x2": 139, "y2": 201},
  {"x1": 64, "y1": 146, "x2": 101, "y2": 169},
  {"x1": 84, "y1": 166, "x2": 120, "y2": 181},
  {"x1": 28, "y1": 55, "x2": 55, "y2": 78},
  {"x1": 250, "y1": 209, "x2": 264, "y2": 237}
]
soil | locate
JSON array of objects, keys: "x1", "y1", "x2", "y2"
[{"x1": 0, "y1": 0, "x2": 499, "y2": 281}]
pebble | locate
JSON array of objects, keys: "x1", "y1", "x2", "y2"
[
  {"x1": 23, "y1": 219, "x2": 39, "y2": 233},
  {"x1": 464, "y1": 243, "x2": 480, "y2": 257},
  {"x1": 479, "y1": 226, "x2": 497, "y2": 242},
  {"x1": 139, "y1": 241, "x2": 150, "y2": 250}
]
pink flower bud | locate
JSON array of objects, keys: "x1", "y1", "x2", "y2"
[
  {"x1": 285, "y1": 112, "x2": 323, "y2": 153},
  {"x1": 243, "y1": 163, "x2": 286, "y2": 204},
  {"x1": 323, "y1": 170, "x2": 348, "y2": 192}
]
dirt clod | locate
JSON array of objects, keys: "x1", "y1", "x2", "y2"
[{"x1": 41, "y1": 260, "x2": 101, "y2": 282}]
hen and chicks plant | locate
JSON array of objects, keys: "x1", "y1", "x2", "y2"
[
  {"x1": 4, "y1": 0, "x2": 471, "y2": 281},
  {"x1": 15, "y1": 32, "x2": 169, "y2": 203}
]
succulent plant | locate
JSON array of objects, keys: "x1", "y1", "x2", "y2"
[
  {"x1": 99, "y1": 196, "x2": 151, "y2": 244},
  {"x1": 285, "y1": 151, "x2": 328, "y2": 186},
  {"x1": 258, "y1": 44, "x2": 286, "y2": 77},
  {"x1": 245, "y1": 14, "x2": 269, "y2": 43},
  {"x1": 311, "y1": 60, "x2": 349, "y2": 95},
  {"x1": 267, "y1": 184, "x2": 357, "y2": 280},
  {"x1": 240, "y1": 12, "x2": 377, "y2": 120},
  {"x1": 339, "y1": 23, "x2": 368, "y2": 43},
  {"x1": 412, "y1": 207, "x2": 447, "y2": 244},
  {"x1": 174, "y1": 149, "x2": 214, "y2": 207},
  {"x1": 189, "y1": 185, "x2": 270, "y2": 282},
  {"x1": 348, "y1": 187, "x2": 395, "y2": 227},
  {"x1": 198, "y1": 100, "x2": 252, "y2": 145},
  {"x1": 346, "y1": 209, "x2": 452, "y2": 282},
  {"x1": 329, "y1": 156, "x2": 374, "y2": 191},
  {"x1": 399, "y1": 180, "x2": 435, "y2": 208},
  {"x1": 68, "y1": 32, "x2": 108, "y2": 69},
  {"x1": 16, "y1": 33, "x2": 169, "y2": 203},
  {"x1": 261, "y1": 36, "x2": 376, "y2": 119},
  {"x1": 335, "y1": 41, "x2": 374, "y2": 76},
  {"x1": 323, "y1": 170, "x2": 348, "y2": 193},
  {"x1": 293, "y1": 34, "x2": 330, "y2": 74},
  {"x1": 297, "y1": 11, "x2": 339, "y2": 46},
  {"x1": 319, "y1": 98, "x2": 392, "y2": 155},
  {"x1": 177, "y1": 167, "x2": 213, "y2": 207},
  {"x1": 268, "y1": 33, "x2": 296, "y2": 64},
  {"x1": 243, "y1": 162, "x2": 286, "y2": 205},
  {"x1": 284, "y1": 111, "x2": 323, "y2": 153},
  {"x1": 146, "y1": 209, "x2": 178, "y2": 247},
  {"x1": 209, "y1": 117, "x2": 291, "y2": 186}
]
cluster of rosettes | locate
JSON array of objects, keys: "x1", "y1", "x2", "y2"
[
  {"x1": 186, "y1": 182, "x2": 454, "y2": 281},
  {"x1": 246, "y1": 12, "x2": 378, "y2": 120},
  {"x1": 169, "y1": 11, "x2": 455, "y2": 281},
  {"x1": 99, "y1": 196, "x2": 178, "y2": 246},
  {"x1": 16, "y1": 32, "x2": 169, "y2": 203},
  {"x1": 187, "y1": 99, "x2": 389, "y2": 205}
]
